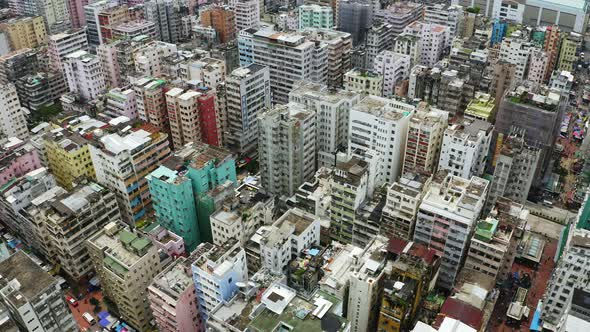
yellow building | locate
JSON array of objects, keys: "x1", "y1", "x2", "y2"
[
  {"x1": 557, "y1": 32, "x2": 582, "y2": 72},
  {"x1": 44, "y1": 128, "x2": 96, "y2": 190},
  {"x1": 0, "y1": 16, "x2": 47, "y2": 51}
]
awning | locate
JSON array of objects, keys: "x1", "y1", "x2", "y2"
[{"x1": 530, "y1": 301, "x2": 543, "y2": 331}]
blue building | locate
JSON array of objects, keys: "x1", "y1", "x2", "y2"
[
  {"x1": 491, "y1": 19, "x2": 508, "y2": 46},
  {"x1": 190, "y1": 239, "x2": 248, "y2": 319}
]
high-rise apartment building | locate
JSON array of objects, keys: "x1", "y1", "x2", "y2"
[
  {"x1": 557, "y1": 32, "x2": 582, "y2": 72},
  {"x1": 0, "y1": 83, "x2": 28, "y2": 140},
  {"x1": 148, "y1": 257, "x2": 204, "y2": 332},
  {"x1": 343, "y1": 69, "x2": 383, "y2": 96},
  {"x1": 0, "y1": 48, "x2": 39, "y2": 84},
  {"x1": 424, "y1": 3, "x2": 464, "y2": 37},
  {"x1": 147, "y1": 142, "x2": 237, "y2": 249},
  {"x1": 299, "y1": 4, "x2": 333, "y2": 29},
  {"x1": 144, "y1": 0, "x2": 180, "y2": 43},
  {"x1": 486, "y1": 129, "x2": 540, "y2": 212},
  {"x1": 133, "y1": 41, "x2": 177, "y2": 77},
  {"x1": 289, "y1": 82, "x2": 361, "y2": 168},
  {"x1": 258, "y1": 103, "x2": 316, "y2": 197},
  {"x1": 402, "y1": 104, "x2": 448, "y2": 176},
  {"x1": 413, "y1": 170, "x2": 489, "y2": 290},
  {"x1": 97, "y1": 5, "x2": 129, "y2": 42},
  {"x1": 438, "y1": 118, "x2": 493, "y2": 180},
  {"x1": 348, "y1": 236, "x2": 389, "y2": 332},
  {"x1": 89, "y1": 123, "x2": 171, "y2": 224},
  {"x1": 0, "y1": 252, "x2": 77, "y2": 332},
  {"x1": 499, "y1": 32, "x2": 535, "y2": 80},
  {"x1": 165, "y1": 87, "x2": 221, "y2": 148},
  {"x1": 337, "y1": 0, "x2": 373, "y2": 45},
  {"x1": 542, "y1": 25, "x2": 561, "y2": 80},
  {"x1": 541, "y1": 194, "x2": 590, "y2": 329},
  {"x1": 0, "y1": 139, "x2": 41, "y2": 188},
  {"x1": 378, "y1": 237, "x2": 441, "y2": 332},
  {"x1": 403, "y1": 21, "x2": 450, "y2": 67},
  {"x1": 464, "y1": 216, "x2": 516, "y2": 282},
  {"x1": 246, "y1": 208, "x2": 320, "y2": 273},
  {"x1": 300, "y1": 28, "x2": 352, "y2": 88},
  {"x1": 224, "y1": 64, "x2": 270, "y2": 156},
  {"x1": 84, "y1": 0, "x2": 116, "y2": 50},
  {"x1": 496, "y1": 83, "x2": 564, "y2": 185},
  {"x1": 381, "y1": 173, "x2": 430, "y2": 240},
  {"x1": 373, "y1": 50, "x2": 410, "y2": 97},
  {"x1": 0, "y1": 16, "x2": 47, "y2": 51},
  {"x1": 364, "y1": 22, "x2": 394, "y2": 69},
  {"x1": 527, "y1": 49, "x2": 549, "y2": 84},
  {"x1": 329, "y1": 157, "x2": 368, "y2": 244},
  {"x1": 348, "y1": 95, "x2": 414, "y2": 187},
  {"x1": 104, "y1": 88, "x2": 137, "y2": 119},
  {"x1": 190, "y1": 239, "x2": 248, "y2": 319},
  {"x1": 490, "y1": 60, "x2": 516, "y2": 107},
  {"x1": 229, "y1": 0, "x2": 260, "y2": 31},
  {"x1": 0, "y1": 168, "x2": 58, "y2": 249},
  {"x1": 25, "y1": 182, "x2": 120, "y2": 280},
  {"x1": 44, "y1": 126, "x2": 96, "y2": 190},
  {"x1": 63, "y1": 50, "x2": 106, "y2": 101},
  {"x1": 21, "y1": 0, "x2": 70, "y2": 33},
  {"x1": 112, "y1": 20, "x2": 159, "y2": 40},
  {"x1": 15, "y1": 72, "x2": 67, "y2": 111},
  {"x1": 200, "y1": 6, "x2": 236, "y2": 44},
  {"x1": 133, "y1": 77, "x2": 169, "y2": 133},
  {"x1": 374, "y1": 1, "x2": 423, "y2": 35},
  {"x1": 47, "y1": 28, "x2": 88, "y2": 72},
  {"x1": 238, "y1": 28, "x2": 328, "y2": 103},
  {"x1": 87, "y1": 222, "x2": 162, "y2": 331}
]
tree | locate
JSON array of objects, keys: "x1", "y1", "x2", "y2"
[{"x1": 89, "y1": 297, "x2": 100, "y2": 307}]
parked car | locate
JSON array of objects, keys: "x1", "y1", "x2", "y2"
[{"x1": 65, "y1": 295, "x2": 78, "y2": 307}]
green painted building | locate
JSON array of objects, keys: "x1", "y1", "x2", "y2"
[
  {"x1": 147, "y1": 143, "x2": 237, "y2": 250},
  {"x1": 298, "y1": 4, "x2": 333, "y2": 29},
  {"x1": 465, "y1": 92, "x2": 495, "y2": 121}
]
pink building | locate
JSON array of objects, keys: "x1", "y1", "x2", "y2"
[
  {"x1": 67, "y1": 0, "x2": 88, "y2": 28},
  {"x1": 148, "y1": 257, "x2": 204, "y2": 332},
  {"x1": 0, "y1": 138, "x2": 42, "y2": 187},
  {"x1": 146, "y1": 224, "x2": 186, "y2": 257}
]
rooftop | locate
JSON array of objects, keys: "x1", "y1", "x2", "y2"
[
  {"x1": 230, "y1": 63, "x2": 268, "y2": 78},
  {"x1": 150, "y1": 257, "x2": 193, "y2": 300},
  {"x1": 387, "y1": 238, "x2": 439, "y2": 266},
  {"x1": 289, "y1": 82, "x2": 360, "y2": 105},
  {"x1": 505, "y1": 83, "x2": 561, "y2": 112},
  {"x1": 49, "y1": 182, "x2": 106, "y2": 218},
  {"x1": 249, "y1": 285, "x2": 348, "y2": 332},
  {"x1": 446, "y1": 118, "x2": 493, "y2": 142},
  {"x1": 345, "y1": 68, "x2": 382, "y2": 79},
  {"x1": 0, "y1": 252, "x2": 57, "y2": 306},
  {"x1": 465, "y1": 92, "x2": 495, "y2": 120},
  {"x1": 88, "y1": 223, "x2": 153, "y2": 272},
  {"x1": 175, "y1": 142, "x2": 233, "y2": 170},
  {"x1": 319, "y1": 243, "x2": 363, "y2": 292},
  {"x1": 97, "y1": 128, "x2": 155, "y2": 155},
  {"x1": 191, "y1": 239, "x2": 242, "y2": 276},
  {"x1": 333, "y1": 157, "x2": 368, "y2": 186},
  {"x1": 275, "y1": 208, "x2": 318, "y2": 236},
  {"x1": 423, "y1": 170, "x2": 489, "y2": 221},
  {"x1": 352, "y1": 95, "x2": 414, "y2": 121}
]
